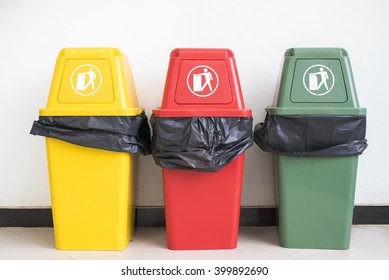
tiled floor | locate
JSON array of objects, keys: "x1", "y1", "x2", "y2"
[{"x1": 0, "y1": 226, "x2": 388, "y2": 260}]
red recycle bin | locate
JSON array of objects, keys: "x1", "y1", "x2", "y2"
[{"x1": 151, "y1": 49, "x2": 253, "y2": 250}]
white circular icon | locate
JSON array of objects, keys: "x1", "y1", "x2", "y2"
[
  {"x1": 70, "y1": 64, "x2": 102, "y2": 96},
  {"x1": 303, "y1": 64, "x2": 335, "y2": 96},
  {"x1": 186, "y1": 65, "x2": 219, "y2": 97}
]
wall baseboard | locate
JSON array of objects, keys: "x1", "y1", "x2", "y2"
[{"x1": 0, "y1": 206, "x2": 388, "y2": 227}]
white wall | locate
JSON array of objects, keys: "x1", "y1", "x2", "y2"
[{"x1": 0, "y1": 0, "x2": 388, "y2": 207}]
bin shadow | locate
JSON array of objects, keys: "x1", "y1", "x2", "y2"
[
  {"x1": 238, "y1": 226, "x2": 280, "y2": 247},
  {"x1": 132, "y1": 227, "x2": 167, "y2": 249}
]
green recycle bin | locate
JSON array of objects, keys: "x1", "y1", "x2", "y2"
[{"x1": 254, "y1": 48, "x2": 367, "y2": 249}]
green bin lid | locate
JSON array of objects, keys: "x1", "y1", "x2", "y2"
[{"x1": 272, "y1": 48, "x2": 366, "y2": 115}]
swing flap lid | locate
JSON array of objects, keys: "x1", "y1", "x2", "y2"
[
  {"x1": 160, "y1": 48, "x2": 245, "y2": 109},
  {"x1": 290, "y1": 59, "x2": 348, "y2": 103},
  {"x1": 275, "y1": 48, "x2": 361, "y2": 109},
  {"x1": 40, "y1": 48, "x2": 143, "y2": 116}
]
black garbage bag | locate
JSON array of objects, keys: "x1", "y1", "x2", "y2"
[
  {"x1": 30, "y1": 112, "x2": 151, "y2": 155},
  {"x1": 254, "y1": 113, "x2": 367, "y2": 157},
  {"x1": 151, "y1": 115, "x2": 253, "y2": 172}
]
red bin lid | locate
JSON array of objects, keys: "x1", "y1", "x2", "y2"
[{"x1": 153, "y1": 48, "x2": 251, "y2": 117}]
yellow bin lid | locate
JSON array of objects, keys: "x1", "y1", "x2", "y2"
[{"x1": 40, "y1": 48, "x2": 143, "y2": 116}]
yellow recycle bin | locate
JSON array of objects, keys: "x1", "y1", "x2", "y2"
[{"x1": 31, "y1": 48, "x2": 151, "y2": 250}]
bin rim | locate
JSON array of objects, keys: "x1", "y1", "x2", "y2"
[
  {"x1": 266, "y1": 107, "x2": 366, "y2": 115},
  {"x1": 39, "y1": 108, "x2": 144, "y2": 116},
  {"x1": 152, "y1": 108, "x2": 252, "y2": 117}
]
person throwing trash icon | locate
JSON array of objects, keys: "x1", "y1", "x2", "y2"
[
  {"x1": 313, "y1": 67, "x2": 329, "y2": 91},
  {"x1": 304, "y1": 64, "x2": 334, "y2": 96},
  {"x1": 198, "y1": 68, "x2": 213, "y2": 91},
  {"x1": 72, "y1": 64, "x2": 102, "y2": 96}
]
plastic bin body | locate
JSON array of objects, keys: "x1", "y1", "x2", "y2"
[
  {"x1": 47, "y1": 139, "x2": 137, "y2": 250},
  {"x1": 40, "y1": 48, "x2": 141, "y2": 250},
  {"x1": 276, "y1": 155, "x2": 358, "y2": 249},
  {"x1": 163, "y1": 155, "x2": 244, "y2": 250},
  {"x1": 153, "y1": 49, "x2": 251, "y2": 250},
  {"x1": 271, "y1": 48, "x2": 366, "y2": 249}
]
